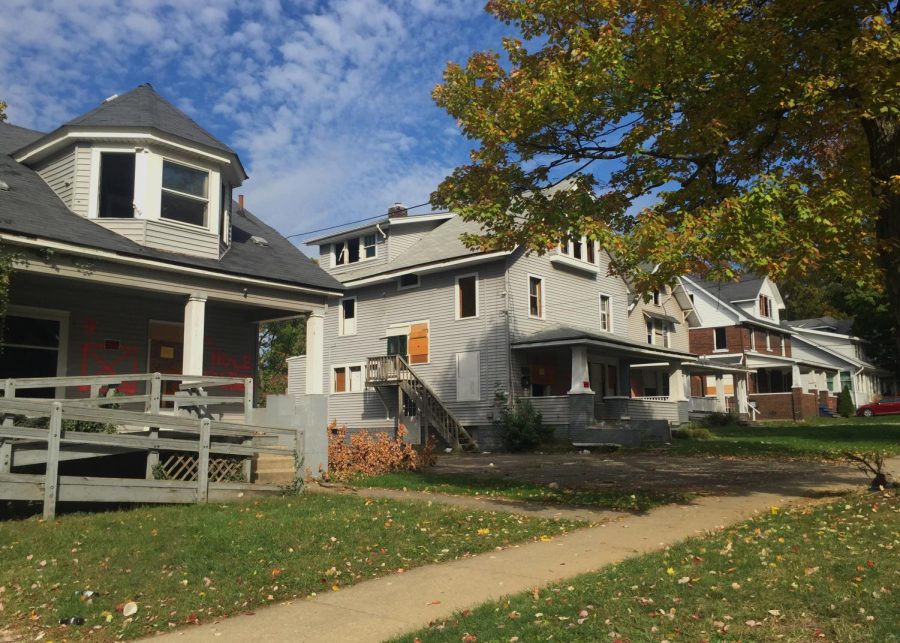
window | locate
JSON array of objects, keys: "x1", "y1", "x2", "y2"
[
  {"x1": 750, "y1": 329, "x2": 756, "y2": 351},
  {"x1": 646, "y1": 319, "x2": 654, "y2": 344},
  {"x1": 599, "y1": 295, "x2": 612, "y2": 332},
  {"x1": 765, "y1": 331, "x2": 771, "y2": 351},
  {"x1": 781, "y1": 336, "x2": 786, "y2": 356},
  {"x1": 333, "y1": 234, "x2": 376, "y2": 266},
  {"x1": 714, "y1": 327, "x2": 727, "y2": 350},
  {"x1": 528, "y1": 276, "x2": 544, "y2": 318},
  {"x1": 827, "y1": 372, "x2": 835, "y2": 392},
  {"x1": 652, "y1": 289, "x2": 661, "y2": 306},
  {"x1": 572, "y1": 237, "x2": 583, "y2": 260},
  {"x1": 646, "y1": 318, "x2": 671, "y2": 346},
  {"x1": 161, "y1": 160, "x2": 209, "y2": 226},
  {"x1": 456, "y1": 274, "x2": 478, "y2": 319},
  {"x1": 339, "y1": 297, "x2": 356, "y2": 335},
  {"x1": 98, "y1": 152, "x2": 135, "y2": 218},
  {"x1": 559, "y1": 235, "x2": 598, "y2": 265},
  {"x1": 0, "y1": 311, "x2": 66, "y2": 398},
  {"x1": 661, "y1": 321, "x2": 671, "y2": 348},
  {"x1": 332, "y1": 365, "x2": 363, "y2": 393},
  {"x1": 398, "y1": 273, "x2": 419, "y2": 290},
  {"x1": 586, "y1": 239, "x2": 596, "y2": 264},
  {"x1": 759, "y1": 294, "x2": 772, "y2": 318}
]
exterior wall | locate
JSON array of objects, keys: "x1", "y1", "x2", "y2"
[
  {"x1": 143, "y1": 219, "x2": 219, "y2": 259},
  {"x1": 286, "y1": 355, "x2": 306, "y2": 397},
  {"x1": 387, "y1": 219, "x2": 445, "y2": 261},
  {"x1": 528, "y1": 396, "x2": 569, "y2": 427},
  {"x1": 72, "y1": 144, "x2": 92, "y2": 217},
  {"x1": 506, "y1": 248, "x2": 631, "y2": 340},
  {"x1": 7, "y1": 274, "x2": 258, "y2": 390},
  {"x1": 628, "y1": 287, "x2": 690, "y2": 353},
  {"x1": 34, "y1": 148, "x2": 75, "y2": 208},
  {"x1": 318, "y1": 230, "x2": 387, "y2": 274},
  {"x1": 689, "y1": 324, "x2": 791, "y2": 358},
  {"x1": 320, "y1": 260, "x2": 510, "y2": 435},
  {"x1": 749, "y1": 391, "x2": 819, "y2": 421}
]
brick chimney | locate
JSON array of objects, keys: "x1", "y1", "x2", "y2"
[{"x1": 387, "y1": 202, "x2": 408, "y2": 218}]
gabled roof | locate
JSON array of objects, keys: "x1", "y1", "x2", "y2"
[
  {"x1": 0, "y1": 123, "x2": 43, "y2": 155},
  {"x1": 688, "y1": 274, "x2": 766, "y2": 303},
  {"x1": 787, "y1": 316, "x2": 855, "y2": 335},
  {"x1": 0, "y1": 122, "x2": 341, "y2": 293},
  {"x1": 510, "y1": 324, "x2": 696, "y2": 360}
]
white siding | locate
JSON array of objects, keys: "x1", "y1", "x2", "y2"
[
  {"x1": 71, "y1": 145, "x2": 92, "y2": 217},
  {"x1": 34, "y1": 149, "x2": 75, "y2": 207}
]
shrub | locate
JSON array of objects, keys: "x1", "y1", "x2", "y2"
[
  {"x1": 672, "y1": 426, "x2": 714, "y2": 440},
  {"x1": 500, "y1": 399, "x2": 553, "y2": 452},
  {"x1": 326, "y1": 421, "x2": 435, "y2": 481},
  {"x1": 837, "y1": 385, "x2": 855, "y2": 418},
  {"x1": 702, "y1": 412, "x2": 738, "y2": 427}
]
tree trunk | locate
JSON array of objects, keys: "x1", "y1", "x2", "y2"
[{"x1": 863, "y1": 116, "x2": 900, "y2": 374}]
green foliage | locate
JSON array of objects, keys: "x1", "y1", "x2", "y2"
[
  {"x1": 702, "y1": 411, "x2": 739, "y2": 428},
  {"x1": 433, "y1": 1, "x2": 900, "y2": 339},
  {"x1": 499, "y1": 398, "x2": 553, "y2": 451},
  {"x1": 672, "y1": 426, "x2": 714, "y2": 440},
  {"x1": 258, "y1": 316, "x2": 306, "y2": 396},
  {"x1": 838, "y1": 385, "x2": 856, "y2": 417},
  {"x1": 0, "y1": 99, "x2": 6, "y2": 122}
]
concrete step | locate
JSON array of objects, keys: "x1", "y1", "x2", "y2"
[{"x1": 253, "y1": 454, "x2": 296, "y2": 484}]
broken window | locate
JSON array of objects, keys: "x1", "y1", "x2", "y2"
[
  {"x1": 529, "y1": 276, "x2": 544, "y2": 318},
  {"x1": 457, "y1": 274, "x2": 477, "y2": 318},
  {"x1": 161, "y1": 160, "x2": 208, "y2": 226},
  {"x1": 98, "y1": 152, "x2": 135, "y2": 218},
  {"x1": 339, "y1": 298, "x2": 356, "y2": 335},
  {"x1": 714, "y1": 327, "x2": 727, "y2": 350}
]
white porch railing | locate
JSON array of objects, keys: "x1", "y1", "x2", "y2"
[
  {"x1": 688, "y1": 396, "x2": 721, "y2": 413},
  {"x1": 633, "y1": 395, "x2": 671, "y2": 402}
]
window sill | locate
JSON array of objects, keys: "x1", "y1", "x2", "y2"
[
  {"x1": 550, "y1": 255, "x2": 599, "y2": 275},
  {"x1": 712, "y1": 348, "x2": 730, "y2": 353}
]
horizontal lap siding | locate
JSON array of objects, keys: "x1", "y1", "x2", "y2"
[
  {"x1": 286, "y1": 356, "x2": 306, "y2": 397},
  {"x1": 387, "y1": 221, "x2": 438, "y2": 261},
  {"x1": 322, "y1": 260, "x2": 509, "y2": 430},
  {"x1": 507, "y1": 249, "x2": 631, "y2": 341},
  {"x1": 627, "y1": 400, "x2": 684, "y2": 423},
  {"x1": 71, "y1": 145, "x2": 92, "y2": 217},
  {"x1": 144, "y1": 221, "x2": 219, "y2": 259},
  {"x1": 96, "y1": 219, "x2": 147, "y2": 243},
  {"x1": 629, "y1": 295, "x2": 690, "y2": 353},
  {"x1": 35, "y1": 149, "x2": 75, "y2": 207},
  {"x1": 528, "y1": 397, "x2": 570, "y2": 426}
]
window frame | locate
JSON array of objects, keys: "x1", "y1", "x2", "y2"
[
  {"x1": 558, "y1": 235, "x2": 599, "y2": 266},
  {"x1": 455, "y1": 272, "x2": 479, "y2": 320},
  {"x1": 599, "y1": 294, "x2": 613, "y2": 332},
  {"x1": 338, "y1": 296, "x2": 357, "y2": 336},
  {"x1": 160, "y1": 157, "x2": 210, "y2": 228},
  {"x1": 332, "y1": 232, "x2": 378, "y2": 267},
  {"x1": 2, "y1": 305, "x2": 69, "y2": 398},
  {"x1": 527, "y1": 274, "x2": 545, "y2": 319},
  {"x1": 397, "y1": 273, "x2": 420, "y2": 291},
  {"x1": 714, "y1": 327, "x2": 728, "y2": 351},
  {"x1": 331, "y1": 363, "x2": 365, "y2": 394},
  {"x1": 759, "y1": 294, "x2": 772, "y2": 318}
]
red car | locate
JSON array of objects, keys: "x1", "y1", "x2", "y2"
[{"x1": 857, "y1": 396, "x2": 900, "y2": 417}]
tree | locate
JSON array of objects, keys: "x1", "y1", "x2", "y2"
[
  {"x1": 838, "y1": 385, "x2": 856, "y2": 417},
  {"x1": 433, "y1": 1, "x2": 900, "y2": 349},
  {"x1": 0, "y1": 99, "x2": 6, "y2": 122},
  {"x1": 257, "y1": 317, "x2": 306, "y2": 396}
]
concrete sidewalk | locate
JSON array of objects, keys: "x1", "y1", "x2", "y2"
[{"x1": 151, "y1": 476, "x2": 869, "y2": 643}]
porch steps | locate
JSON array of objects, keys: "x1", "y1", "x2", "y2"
[
  {"x1": 366, "y1": 356, "x2": 478, "y2": 452},
  {"x1": 253, "y1": 454, "x2": 297, "y2": 485}
]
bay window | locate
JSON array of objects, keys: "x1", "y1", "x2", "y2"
[{"x1": 161, "y1": 160, "x2": 209, "y2": 226}]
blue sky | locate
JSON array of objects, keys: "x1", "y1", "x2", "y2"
[{"x1": 0, "y1": 0, "x2": 511, "y2": 250}]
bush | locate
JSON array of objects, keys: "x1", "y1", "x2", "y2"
[
  {"x1": 500, "y1": 399, "x2": 553, "y2": 452},
  {"x1": 672, "y1": 426, "x2": 714, "y2": 440},
  {"x1": 327, "y1": 421, "x2": 435, "y2": 481},
  {"x1": 702, "y1": 412, "x2": 738, "y2": 427},
  {"x1": 837, "y1": 385, "x2": 855, "y2": 418}
]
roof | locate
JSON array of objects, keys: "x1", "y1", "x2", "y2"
[
  {"x1": 0, "y1": 123, "x2": 43, "y2": 155},
  {"x1": 304, "y1": 212, "x2": 454, "y2": 245},
  {"x1": 336, "y1": 215, "x2": 500, "y2": 282},
  {"x1": 0, "y1": 122, "x2": 342, "y2": 293},
  {"x1": 787, "y1": 316, "x2": 855, "y2": 335},
  {"x1": 510, "y1": 324, "x2": 696, "y2": 359},
  {"x1": 688, "y1": 274, "x2": 765, "y2": 303}
]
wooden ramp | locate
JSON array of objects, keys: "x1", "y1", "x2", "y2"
[{"x1": 0, "y1": 373, "x2": 306, "y2": 518}]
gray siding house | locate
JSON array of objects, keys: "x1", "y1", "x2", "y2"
[
  {"x1": 290, "y1": 206, "x2": 726, "y2": 449},
  {"x1": 0, "y1": 85, "x2": 342, "y2": 397}
]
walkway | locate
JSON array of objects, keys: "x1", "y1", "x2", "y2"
[{"x1": 150, "y1": 457, "x2": 893, "y2": 643}]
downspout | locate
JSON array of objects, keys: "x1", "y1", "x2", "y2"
[{"x1": 505, "y1": 257, "x2": 514, "y2": 405}]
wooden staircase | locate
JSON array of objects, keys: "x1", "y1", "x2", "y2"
[{"x1": 366, "y1": 355, "x2": 478, "y2": 452}]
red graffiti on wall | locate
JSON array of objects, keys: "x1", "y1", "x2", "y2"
[
  {"x1": 205, "y1": 338, "x2": 253, "y2": 391},
  {"x1": 78, "y1": 316, "x2": 141, "y2": 394}
]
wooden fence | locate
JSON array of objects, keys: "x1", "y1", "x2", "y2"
[{"x1": 0, "y1": 373, "x2": 303, "y2": 518}]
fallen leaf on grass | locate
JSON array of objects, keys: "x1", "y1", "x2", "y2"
[{"x1": 122, "y1": 602, "x2": 138, "y2": 617}]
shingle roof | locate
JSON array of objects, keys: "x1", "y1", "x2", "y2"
[
  {"x1": 0, "y1": 122, "x2": 341, "y2": 293},
  {"x1": 689, "y1": 274, "x2": 765, "y2": 303},
  {"x1": 335, "y1": 215, "x2": 499, "y2": 282},
  {"x1": 787, "y1": 316, "x2": 855, "y2": 335},
  {"x1": 56, "y1": 84, "x2": 235, "y2": 155},
  {"x1": 510, "y1": 324, "x2": 695, "y2": 358}
]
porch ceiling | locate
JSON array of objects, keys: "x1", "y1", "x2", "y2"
[{"x1": 511, "y1": 325, "x2": 696, "y2": 363}]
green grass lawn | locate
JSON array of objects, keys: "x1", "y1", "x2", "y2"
[
  {"x1": 666, "y1": 417, "x2": 900, "y2": 460},
  {"x1": 353, "y1": 472, "x2": 691, "y2": 512},
  {"x1": 396, "y1": 490, "x2": 900, "y2": 643},
  {"x1": 0, "y1": 494, "x2": 581, "y2": 642}
]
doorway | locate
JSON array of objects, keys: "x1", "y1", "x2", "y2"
[{"x1": 148, "y1": 321, "x2": 183, "y2": 406}]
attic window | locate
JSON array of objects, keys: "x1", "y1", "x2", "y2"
[
  {"x1": 161, "y1": 160, "x2": 208, "y2": 226},
  {"x1": 98, "y1": 152, "x2": 135, "y2": 218},
  {"x1": 333, "y1": 233, "x2": 377, "y2": 266}
]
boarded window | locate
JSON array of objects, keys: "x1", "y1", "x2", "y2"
[
  {"x1": 529, "y1": 276, "x2": 543, "y2": 318},
  {"x1": 456, "y1": 351, "x2": 480, "y2": 401},
  {"x1": 98, "y1": 152, "x2": 135, "y2": 218},
  {"x1": 457, "y1": 275, "x2": 477, "y2": 318},
  {"x1": 333, "y1": 367, "x2": 346, "y2": 393},
  {"x1": 348, "y1": 365, "x2": 362, "y2": 392},
  {"x1": 408, "y1": 323, "x2": 429, "y2": 364}
]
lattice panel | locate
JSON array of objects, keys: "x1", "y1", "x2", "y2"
[{"x1": 159, "y1": 454, "x2": 247, "y2": 482}]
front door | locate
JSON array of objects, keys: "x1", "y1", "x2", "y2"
[{"x1": 148, "y1": 321, "x2": 183, "y2": 406}]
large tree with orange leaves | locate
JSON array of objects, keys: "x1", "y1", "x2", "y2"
[{"x1": 433, "y1": 1, "x2": 899, "y2": 350}]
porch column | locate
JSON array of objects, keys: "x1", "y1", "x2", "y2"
[
  {"x1": 668, "y1": 364, "x2": 686, "y2": 401},
  {"x1": 182, "y1": 292, "x2": 207, "y2": 376},
  {"x1": 736, "y1": 374, "x2": 750, "y2": 418},
  {"x1": 715, "y1": 374, "x2": 726, "y2": 412},
  {"x1": 568, "y1": 345, "x2": 593, "y2": 394},
  {"x1": 305, "y1": 311, "x2": 325, "y2": 394},
  {"x1": 791, "y1": 363, "x2": 802, "y2": 390}
]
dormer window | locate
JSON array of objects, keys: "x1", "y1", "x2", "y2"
[
  {"x1": 759, "y1": 294, "x2": 772, "y2": 318},
  {"x1": 558, "y1": 236, "x2": 597, "y2": 265},
  {"x1": 161, "y1": 160, "x2": 209, "y2": 227},
  {"x1": 333, "y1": 233, "x2": 378, "y2": 266}
]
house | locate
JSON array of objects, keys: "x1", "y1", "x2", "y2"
[
  {"x1": 682, "y1": 275, "x2": 844, "y2": 420},
  {"x1": 784, "y1": 316, "x2": 889, "y2": 407},
  {"x1": 0, "y1": 84, "x2": 342, "y2": 397},
  {"x1": 288, "y1": 206, "x2": 749, "y2": 449}
]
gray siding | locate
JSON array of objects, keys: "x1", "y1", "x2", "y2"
[
  {"x1": 34, "y1": 149, "x2": 75, "y2": 208},
  {"x1": 628, "y1": 289, "x2": 691, "y2": 353},
  {"x1": 320, "y1": 260, "x2": 510, "y2": 432},
  {"x1": 506, "y1": 248, "x2": 632, "y2": 340},
  {"x1": 319, "y1": 233, "x2": 388, "y2": 276},
  {"x1": 94, "y1": 219, "x2": 220, "y2": 259},
  {"x1": 387, "y1": 220, "x2": 443, "y2": 262},
  {"x1": 72, "y1": 145, "x2": 92, "y2": 217}
]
